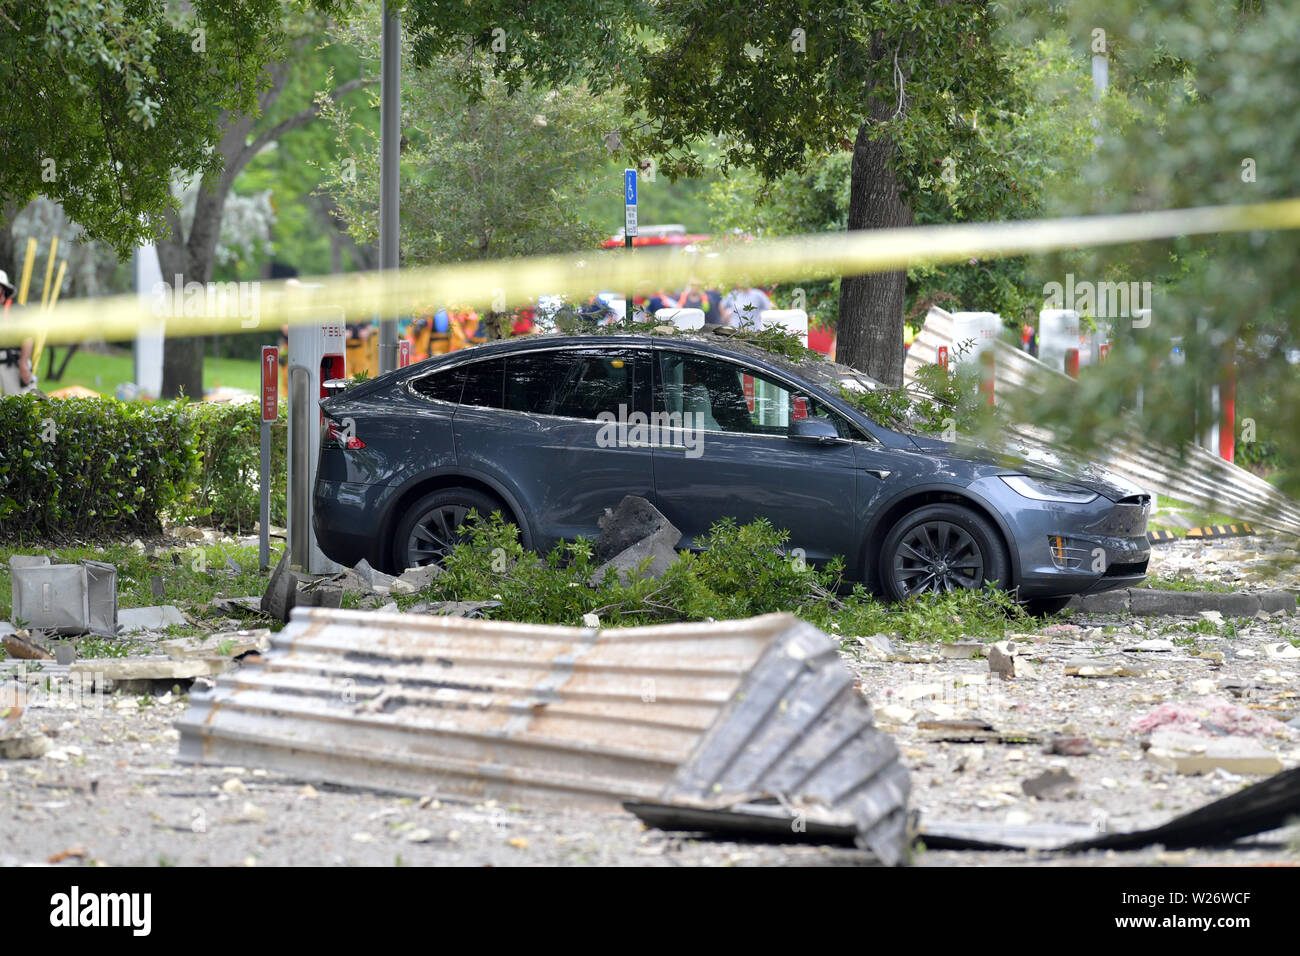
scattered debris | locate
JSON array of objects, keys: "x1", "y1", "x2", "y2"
[
  {"x1": 162, "y1": 629, "x2": 271, "y2": 660},
  {"x1": 1064, "y1": 659, "x2": 1149, "y2": 678},
  {"x1": 2, "y1": 631, "x2": 53, "y2": 661},
  {"x1": 1146, "y1": 730, "x2": 1283, "y2": 776},
  {"x1": 117, "y1": 605, "x2": 189, "y2": 633},
  {"x1": 1022, "y1": 769, "x2": 1077, "y2": 799},
  {"x1": 1129, "y1": 697, "x2": 1288, "y2": 739},
  {"x1": 988, "y1": 640, "x2": 1038, "y2": 679},
  {"x1": 0, "y1": 733, "x2": 50, "y2": 759},
  {"x1": 1045, "y1": 735, "x2": 1095, "y2": 757}
]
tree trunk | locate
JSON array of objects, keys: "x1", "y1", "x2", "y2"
[{"x1": 835, "y1": 113, "x2": 913, "y2": 385}]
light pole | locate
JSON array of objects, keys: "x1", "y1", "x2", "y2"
[{"x1": 378, "y1": 0, "x2": 401, "y2": 373}]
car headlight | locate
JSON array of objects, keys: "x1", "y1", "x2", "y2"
[{"x1": 1000, "y1": 474, "x2": 1098, "y2": 503}]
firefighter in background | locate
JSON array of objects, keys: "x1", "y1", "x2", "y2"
[{"x1": 0, "y1": 270, "x2": 35, "y2": 395}]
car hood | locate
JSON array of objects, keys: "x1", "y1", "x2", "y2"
[{"x1": 909, "y1": 433, "x2": 1147, "y2": 502}]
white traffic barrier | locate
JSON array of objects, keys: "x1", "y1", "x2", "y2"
[
  {"x1": 759, "y1": 308, "x2": 809, "y2": 346},
  {"x1": 655, "y1": 307, "x2": 705, "y2": 330}
]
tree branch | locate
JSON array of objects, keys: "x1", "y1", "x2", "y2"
[{"x1": 233, "y1": 77, "x2": 377, "y2": 180}]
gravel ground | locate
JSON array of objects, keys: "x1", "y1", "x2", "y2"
[{"x1": 2, "y1": 534, "x2": 1297, "y2": 867}]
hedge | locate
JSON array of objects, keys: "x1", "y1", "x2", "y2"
[{"x1": 0, "y1": 395, "x2": 287, "y2": 541}]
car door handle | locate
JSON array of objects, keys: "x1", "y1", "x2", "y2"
[{"x1": 862, "y1": 469, "x2": 892, "y2": 480}]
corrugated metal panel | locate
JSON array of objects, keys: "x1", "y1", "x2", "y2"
[
  {"x1": 646, "y1": 618, "x2": 911, "y2": 865},
  {"x1": 904, "y1": 309, "x2": 1300, "y2": 535},
  {"x1": 177, "y1": 608, "x2": 817, "y2": 808}
]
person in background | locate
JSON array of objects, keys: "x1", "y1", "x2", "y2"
[
  {"x1": 677, "y1": 280, "x2": 715, "y2": 322},
  {"x1": 0, "y1": 270, "x2": 35, "y2": 395},
  {"x1": 721, "y1": 285, "x2": 774, "y2": 330},
  {"x1": 646, "y1": 286, "x2": 676, "y2": 320}
]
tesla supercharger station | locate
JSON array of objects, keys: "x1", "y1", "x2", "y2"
[
  {"x1": 287, "y1": 315, "x2": 347, "y2": 574},
  {"x1": 1038, "y1": 308, "x2": 1081, "y2": 373},
  {"x1": 949, "y1": 312, "x2": 1001, "y2": 366}
]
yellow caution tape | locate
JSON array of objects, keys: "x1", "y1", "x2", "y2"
[{"x1": 3, "y1": 197, "x2": 1299, "y2": 347}]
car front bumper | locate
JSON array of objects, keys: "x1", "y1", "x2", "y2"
[{"x1": 969, "y1": 476, "x2": 1151, "y2": 599}]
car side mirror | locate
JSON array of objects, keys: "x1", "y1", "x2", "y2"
[{"x1": 788, "y1": 416, "x2": 842, "y2": 444}]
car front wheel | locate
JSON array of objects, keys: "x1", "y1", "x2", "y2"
[
  {"x1": 392, "y1": 487, "x2": 507, "y2": 571},
  {"x1": 879, "y1": 503, "x2": 1010, "y2": 600}
]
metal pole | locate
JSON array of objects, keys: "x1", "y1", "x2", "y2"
[
  {"x1": 289, "y1": 366, "x2": 310, "y2": 571},
  {"x1": 625, "y1": 233, "x2": 633, "y2": 322},
  {"x1": 259, "y1": 419, "x2": 271, "y2": 572},
  {"x1": 378, "y1": 1, "x2": 401, "y2": 373}
]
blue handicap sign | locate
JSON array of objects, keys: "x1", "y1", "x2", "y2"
[{"x1": 625, "y1": 168, "x2": 637, "y2": 205}]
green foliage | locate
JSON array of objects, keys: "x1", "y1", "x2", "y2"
[
  {"x1": 319, "y1": 18, "x2": 621, "y2": 265},
  {"x1": 0, "y1": 1, "x2": 344, "y2": 255},
  {"x1": 838, "y1": 360, "x2": 993, "y2": 436},
  {"x1": 407, "y1": 511, "x2": 1027, "y2": 642},
  {"x1": 0, "y1": 396, "x2": 288, "y2": 540},
  {"x1": 1005, "y1": 1, "x2": 1300, "y2": 495},
  {"x1": 179, "y1": 405, "x2": 288, "y2": 533},
  {"x1": 0, "y1": 395, "x2": 199, "y2": 539}
]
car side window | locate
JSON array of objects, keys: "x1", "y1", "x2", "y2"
[
  {"x1": 410, "y1": 365, "x2": 466, "y2": 404},
  {"x1": 551, "y1": 348, "x2": 646, "y2": 420},
  {"x1": 459, "y1": 357, "x2": 506, "y2": 409},
  {"x1": 657, "y1": 351, "x2": 863, "y2": 438}
]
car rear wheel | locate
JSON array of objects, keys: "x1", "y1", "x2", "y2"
[
  {"x1": 393, "y1": 487, "x2": 508, "y2": 571},
  {"x1": 880, "y1": 503, "x2": 1009, "y2": 601}
]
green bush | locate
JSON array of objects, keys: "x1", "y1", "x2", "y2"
[
  {"x1": 0, "y1": 395, "x2": 288, "y2": 540},
  {"x1": 408, "y1": 511, "x2": 1027, "y2": 642},
  {"x1": 179, "y1": 403, "x2": 287, "y2": 533},
  {"x1": 0, "y1": 394, "x2": 200, "y2": 540}
]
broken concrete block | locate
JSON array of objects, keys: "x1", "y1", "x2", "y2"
[
  {"x1": 940, "y1": 642, "x2": 983, "y2": 660},
  {"x1": 1263, "y1": 642, "x2": 1300, "y2": 660},
  {"x1": 988, "y1": 641, "x2": 1036, "y2": 678},
  {"x1": 162, "y1": 629, "x2": 271, "y2": 660},
  {"x1": 591, "y1": 495, "x2": 682, "y2": 565},
  {"x1": 261, "y1": 550, "x2": 296, "y2": 622},
  {"x1": 1064, "y1": 659, "x2": 1149, "y2": 678},
  {"x1": 1065, "y1": 589, "x2": 1131, "y2": 615},
  {"x1": 855, "y1": 634, "x2": 894, "y2": 660},
  {"x1": 1147, "y1": 730, "x2": 1283, "y2": 776},
  {"x1": 295, "y1": 587, "x2": 343, "y2": 609},
  {"x1": 117, "y1": 605, "x2": 188, "y2": 633},
  {"x1": 0, "y1": 732, "x2": 50, "y2": 759},
  {"x1": 353, "y1": 559, "x2": 397, "y2": 593},
  {"x1": 1022, "y1": 769, "x2": 1077, "y2": 799},
  {"x1": 589, "y1": 528, "x2": 680, "y2": 586},
  {"x1": 72, "y1": 657, "x2": 229, "y2": 683},
  {"x1": 392, "y1": 565, "x2": 441, "y2": 594},
  {"x1": 872, "y1": 702, "x2": 916, "y2": 725}
]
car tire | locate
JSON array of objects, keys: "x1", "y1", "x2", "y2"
[
  {"x1": 1023, "y1": 595, "x2": 1074, "y2": 617},
  {"x1": 879, "y1": 503, "x2": 1010, "y2": 601},
  {"x1": 392, "y1": 487, "x2": 509, "y2": 571}
]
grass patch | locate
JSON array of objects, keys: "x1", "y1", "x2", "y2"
[
  {"x1": 1139, "y1": 575, "x2": 1235, "y2": 593},
  {"x1": 0, "y1": 539, "x2": 278, "y2": 623},
  {"x1": 38, "y1": 348, "x2": 261, "y2": 397}
]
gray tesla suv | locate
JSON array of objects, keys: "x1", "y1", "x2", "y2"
[{"x1": 313, "y1": 333, "x2": 1149, "y2": 615}]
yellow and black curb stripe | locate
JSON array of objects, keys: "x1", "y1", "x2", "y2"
[
  {"x1": 1185, "y1": 523, "x2": 1255, "y2": 540},
  {"x1": 1146, "y1": 523, "x2": 1256, "y2": 544}
]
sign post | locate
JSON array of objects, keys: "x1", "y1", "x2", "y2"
[
  {"x1": 624, "y1": 168, "x2": 637, "y2": 322},
  {"x1": 399, "y1": 339, "x2": 411, "y2": 368},
  {"x1": 260, "y1": 346, "x2": 279, "y2": 572}
]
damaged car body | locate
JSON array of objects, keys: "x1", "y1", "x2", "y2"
[{"x1": 312, "y1": 334, "x2": 1150, "y2": 614}]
